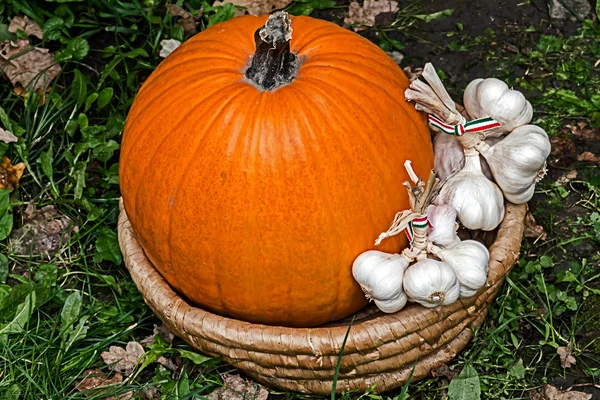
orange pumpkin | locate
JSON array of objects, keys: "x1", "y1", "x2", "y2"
[{"x1": 120, "y1": 12, "x2": 433, "y2": 327}]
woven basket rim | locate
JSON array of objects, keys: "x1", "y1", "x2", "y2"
[{"x1": 117, "y1": 198, "x2": 527, "y2": 394}]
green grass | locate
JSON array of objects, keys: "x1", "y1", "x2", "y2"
[{"x1": 0, "y1": 1, "x2": 599, "y2": 399}]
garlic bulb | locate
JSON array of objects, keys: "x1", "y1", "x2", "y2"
[
  {"x1": 403, "y1": 259, "x2": 460, "y2": 308},
  {"x1": 463, "y1": 78, "x2": 533, "y2": 136},
  {"x1": 352, "y1": 250, "x2": 409, "y2": 313},
  {"x1": 433, "y1": 132, "x2": 500, "y2": 181},
  {"x1": 430, "y1": 240, "x2": 489, "y2": 298},
  {"x1": 435, "y1": 149, "x2": 505, "y2": 231},
  {"x1": 476, "y1": 124, "x2": 551, "y2": 204},
  {"x1": 426, "y1": 204, "x2": 460, "y2": 249}
]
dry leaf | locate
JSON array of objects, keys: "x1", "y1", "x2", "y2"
[
  {"x1": 8, "y1": 16, "x2": 44, "y2": 39},
  {"x1": 532, "y1": 384, "x2": 592, "y2": 400},
  {"x1": 577, "y1": 151, "x2": 599, "y2": 164},
  {"x1": 524, "y1": 211, "x2": 547, "y2": 241},
  {"x1": 0, "y1": 39, "x2": 61, "y2": 92},
  {"x1": 212, "y1": 0, "x2": 292, "y2": 16},
  {"x1": 140, "y1": 323, "x2": 176, "y2": 347},
  {"x1": 431, "y1": 364, "x2": 459, "y2": 380},
  {"x1": 344, "y1": 1, "x2": 399, "y2": 31},
  {"x1": 74, "y1": 369, "x2": 133, "y2": 400},
  {"x1": 386, "y1": 51, "x2": 404, "y2": 65},
  {"x1": 403, "y1": 66, "x2": 424, "y2": 82},
  {"x1": 10, "y1": 204, "x2": 78, "y2": 256},
  {"x1": 166, "y1": 4, "x2": 199, "y2": 35},
  {"x1": 556, "y1": 170, "x2": 577, "y2": 186},
  {"x1": 207, "y1": 374, "x2": 269, "y2": 400},
  {"x1": 159, "y1": 39, "x2": 181, "y2": 58},
  {"x1": 0, "y1": 155, "x2": 25, "y2": 190},
  {"x1": 557, "y1": 343, "x2": 576, "y2": 368},
  {"x1": 0, "y1": 127, "x2": 18, "y2": 143},
  {"x1": 101, "y1": 341, "x2": 145, "y2": 376},
  {"x1": 550, "y1": 137, "x2": 576, "y2": 158},
  {"x1": 166, "y1": 4, "x2": 192, "y2": 18}
]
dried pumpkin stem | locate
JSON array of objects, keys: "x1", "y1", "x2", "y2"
[{"x1": 245, "y1": 11, "x2": 299, "y2": 91}]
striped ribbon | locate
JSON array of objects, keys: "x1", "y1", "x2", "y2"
[
  {"x1": 404, "y1": 215, "x2": 431, "y2": 248},
  {"x1": 428, "y1": 115, "x2": 501, "y2": 136}
]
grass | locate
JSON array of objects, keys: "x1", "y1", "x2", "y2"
[{"x1": 0, "y1": 0, "x2": 599, "y2": 399}]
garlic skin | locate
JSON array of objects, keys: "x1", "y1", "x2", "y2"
[
  {"x1": 432, "y1": 240, "x2": 489, "y2": 298},
  {"x1": 403, "y1": 259, "x2": 460, "y2": 308},
  {"x1": 435, "y1": 150, "x2": 505, "y2": 231},
  {"x1": 352, "y1": 250, "x2": 408, "y2": 313},
  {"x1": 477, "y1": 124, "x2": 551, "y2": 204},
  {"x1": 463, "y1": 78, "x2": 533, "y2": 136},
  {"x1": 426, "y1": 204, "x2": 460, "y2": 249},
  {"x1": 433, "y1": 132, "x2": 499, "y2": 181}
]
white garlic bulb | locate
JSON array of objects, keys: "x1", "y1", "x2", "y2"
[
  {"x1": 426, "y1": 204, "x2": 460, "y2": 249},
  {"x1": 403, "y1": 259, "x2": 460, "y2": 308},
  {"x1": 352, "y1": 250, "x2": 409, "y2": 313},
  {"x1": 435, "y1": 149, "x2": 505, "y2": 231},
  {"x1": 476, "y1": 124, "x2": 551, "y2": 204},
  {"x1": 463, "y1": 78, "x2": 533, "y2": 136},
  {"x1": 433, "y1": 131, "x2": 499, "y2": 181},
  {"x1": 431, "y1": 240, "x2": 489, "y2": 298}
]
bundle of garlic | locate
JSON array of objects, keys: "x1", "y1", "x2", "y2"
[
  {"x1": 405, "y1": 63, "x2": 551, "y2": 208},
  {"x1": 352, "y1": 162, "x2": 490, "y2": 313}
]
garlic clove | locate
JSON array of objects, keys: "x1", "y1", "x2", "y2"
[
  {"x1": 403, "y1": 259, "x2": 460, "y2": 308},
  {"x1": 374, "y1": 291, "x2": 408, "y2": 313},
  {"x1": 435, "y1": 150, "x2": 505, "y2": 231},
  {"x1": 477, "y1": 124, "x2": 551, "y2": 204},
  {"x1": 463, "y1": 78, "x2": 533, "y2": 136},
  {"x1": 432, "y1": 240, "x2": 489, "y2": 297},
  {"x1": 426, "y1": 204, "x2": 461, "y2": 249},
  {"x1": 352, "y1": 250, "x2": 408, "y2": 302},
  {"x1": 433, "y1": 131, "x2": 499, "y2": 181}
]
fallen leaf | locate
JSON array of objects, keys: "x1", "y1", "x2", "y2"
[
  {"x1": 140, "y1": 323, "x2": 176, "y2": 347},
  {"x1": 431, "y1": 364, "x2": 459, "y2": 380},
  {"x1": 556, "y1": 170, "x2": 577, "y2": 186},
  {"x1": 0, "y1": 39, "x2": 61, "y2": 92},
  {"x1": 212, "y1": 0, "x2": 292, "y2": 16},
  {"x1": 557, "y1": 343, "x2": 576, "y2": 368},
  {"x1": 386, "y1": 51, "x2": 404, "y2": 65},
  {"x1": 166, "y1": 4, "x2": 192, "y2": 18},
  {"x1": 531, "y1": 384, "x2": 592, "y2": 400},
  {"x1": 403, "y1": 66, "x2": 423, "y2": 82},
  {"x1": 74, "y1": 369, "x2": 133, "y2": 400},
  {"x1": 101, "y1": 341, "x2": 145, "y2": 376},
  {"x1": 577, "y1": 151, "x2": 599, "y2": 164},
  {"x1": 344, "y1": 1, "x2": 399, "y2": 31},
  {"x1": 9, "y1": 204, "x2": 78, "y2": 256},
  {"x1": 8, "y1": 16, "x2": 44, "y2": 39},
  {"x1": 166, "y1": 4, "x2": 199, "y2": 35},
  {"x1": 524, "y1": 211, "x2": 547, "y2": 241},
  {"x1": 0, "y1": 127, "x2": 17, "y2": 143},
  {"x1": 0, "y1": 155, "x2": 25, "y2": 190},
  {"x1": 207, "y1": 374, "x2": 269, "y2": 400},
  {"x1": 550, "y1": 137, "x2": 576, "y2": 158},
  {"x1": 159, "y1": 39, "x2": 181, "y2": 58}
]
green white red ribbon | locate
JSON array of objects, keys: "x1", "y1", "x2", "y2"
[
  {"x1": 428, "y1": 115, "x2": 501, "y2": 136},
  {"x1": 405, "y1": 215, "x2": 431, "y2": 248}
]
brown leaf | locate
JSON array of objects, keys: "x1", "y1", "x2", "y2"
[
  {"x1": 8, "y1": 16, "x2": 43, "y2": 39},
  {"x1": 0, "y1": 39, "x2": 61, "y2": 92},
  {"x1": 344, "y1": 1, "x2": 399, "y2": 31},
  {"x1": 403, "y1": 66, "x2": 423, "y2": 82},
  {"x1": 556, "y1": 170, "x2": 577, "y2": 186},
  {"x1": 101, "y1": 341, "x2": 146, "y2": 376},
  {"x1": 524, "y1": 211, "x2": 547, "y2": 241},
  {"x1": 557, "y1": 343, "x2": 576, "y2": 368},
  {"x1": 166, "y1": 4, "x2": 192, "y2": 18},
  {"x1": 577, "y1": 151, "x2": 599, "y2": 164},
  {"x1": 166, "y1": 5, "x2": 199, "y2": 35},
  {"x1": 74, "y1": 369, "x2": 133, "y2": 400},
  {"x1": 550, "y1": 137, "x2": 576, "y2": 158},
  {"x1": 9, "y1": 204, "x2": 78, "y2": 256},
  {"x1": 0, "y1": 155, "x2": 25, "y2": 190},
  {"x1": 212, "y1": 0, "x2": 292, "y2": 16},
  {"x1": 0, "y1": 127, "x2": 18, "y2": 143},
  {"x1": 139, "y1": 323, "x2": 176, "y2": 347},
  {"x1": 538, "y1": 384, "x2": 592, "y2": 400},
  {"x1": 431, "y1": 364, "x2": 459, "y2": 380},
  {"x1": 207, "y1": 374, "x2": 269, "y2": 400}
]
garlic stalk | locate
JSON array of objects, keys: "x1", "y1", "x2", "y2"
[
  {"x1": 463, "y1": 78, "x2": 533, "y2": 136},
  {"x1": 429, "y1": 240, "x2": 489, "y2": 298},
  {"x1": 403, "y1": 258, "x2": 460, "y2": 307},
  {"x1": 435, "y1": 148, "x2": 505, "y2": 231},
  {"x1": 475, "y1": 124, "x2": 551, "y2": 204},
  {"x1": 433, "y1": 131, "x2": 499, "y2": 181},
  {"x1": 426, "y1": 204, "x2": 460, "y2": 249},
  {"x1": 352, "y1": 250, "x2": 411, "y2": 313}
]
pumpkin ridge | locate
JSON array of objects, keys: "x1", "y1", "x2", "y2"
[
  {"x1": 121, "y1": 73, "x2": 242, "y2": 165},
  {"x1": 289, "y1": 24, "x2": 345, "y2": 54}
]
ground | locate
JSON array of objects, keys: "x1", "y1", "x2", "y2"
[{"x1": 0, "y1": 0, "x2": 599, "y2": 399}]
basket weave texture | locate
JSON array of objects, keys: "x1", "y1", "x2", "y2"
[{"x1": 118, "y1": 199, "x2": 526, "y2": 395}]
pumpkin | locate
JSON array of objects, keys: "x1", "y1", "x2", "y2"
[{"x1": 120, "y1": 12, "x2": 433, "y2": 327}]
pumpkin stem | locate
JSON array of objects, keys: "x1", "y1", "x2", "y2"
[{"x1": 245, "y1": 11, "x2": 298, "y2": 91}]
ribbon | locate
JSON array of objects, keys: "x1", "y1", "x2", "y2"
[
  {"x1": 428, "y1": 114, "x2": 501, "y2": 136},
  {"x1": 404, "y1": 215, "x2": 431, "y2": 249}
]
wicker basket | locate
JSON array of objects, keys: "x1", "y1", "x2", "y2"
[{"x1": 117, "y1": 199, "x2": 526, "y2": 395}]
